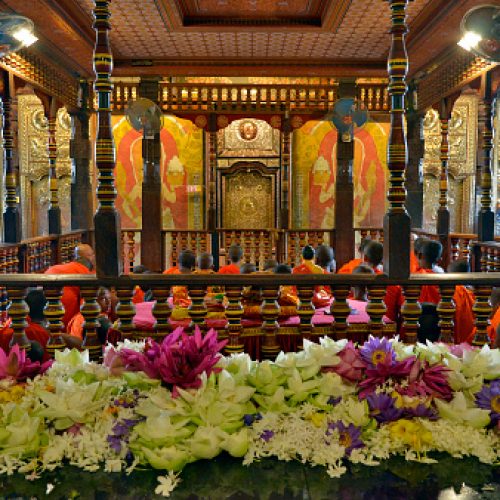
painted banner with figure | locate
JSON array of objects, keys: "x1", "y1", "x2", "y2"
[
  {"x1": 292, "y1": 120, "x2": 389, "y2": 228},
  {"x1": 112, "y1": 115, "x2": 204, "y2": 229}
]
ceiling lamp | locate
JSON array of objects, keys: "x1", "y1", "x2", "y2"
[
  {"x1": 458, "y1": 4, "x2": 500, "y2": 62},
  {"x1": 0, "y1": 14, "x2": 38, "y2": 58}
]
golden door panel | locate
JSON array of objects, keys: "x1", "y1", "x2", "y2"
[{"x1": 223, "y1": 170, "x2": 274, "y2": 229}]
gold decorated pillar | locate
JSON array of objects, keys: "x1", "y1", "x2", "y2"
[
  {"x1": 48, "y1": 98, "x2": 62, "y2": 235},
  {"x1": 207, "y1": 113, "x2": 219, "y2": 266},
  {"x1": 93, "y1": 0, "x2": 122, "y2": 276},
  {"x1": 281, "y1": 114, "x2": 291, "y2": 229},
  {"x1": 2, "y1": 72, "x2": 21, "y2": 243},
  {"x1": 383, "y1": 0, "x2": 412, "y2": 279}
]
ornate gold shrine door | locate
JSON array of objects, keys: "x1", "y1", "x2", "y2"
[{"x1": 222, "y1": 167, "x2": 275, "y2": 229}]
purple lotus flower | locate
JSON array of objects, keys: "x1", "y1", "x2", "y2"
[
  {"x1": 358, "y1": 356, "x2": 416, "y2": 399},
  {"x1": 260, "y1": 430, "x2": 274, "y2": 442},
  {"x1": 404, "y1": 403, "x2": 438, "y2": 420},
  {"x1": 328, "y1": 396, "x2": 342, "y2": 406},
  {"x1": 324, "y1": 341, "x2": 366, "y2": 382},
  {"x1": 327, "y1": 420, "x2": 364, "y2": 455},
  {"x1": 360, "y1": 337, "x2": 396, "y2": 368},
  {"x1": 0, "y1": 345, "x2": 52, "y2": 382},
  {"x1": 476, "y1": 380, "x2": 500, "y2": 424},
  {"x1": 366, "y1": 393, "x2": 403, "y2": 423},
  {"x1": 105, "y1": 327, "x2": 227, "y2": 396}
]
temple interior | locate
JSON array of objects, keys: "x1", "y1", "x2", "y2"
[{"x1": 0, "y1": 1, "x2": 499, "y2": 497}]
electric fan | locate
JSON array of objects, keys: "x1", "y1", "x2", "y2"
[{"x1": 325, "y1": 98, "x2": 369, "y2": 142}]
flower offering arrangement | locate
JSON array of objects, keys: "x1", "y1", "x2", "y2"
[{"x1": 1, "y1": 328, "x2": 500, "y2": 497}]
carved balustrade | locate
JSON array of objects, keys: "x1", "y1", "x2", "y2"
[
  {"x1": 284, "y1": 230, "x2": 334, "y2": 266},
  {"x1": 472, "y1": 241, "x2": 500, "y2": 273},
  {"x1": 0, "y1": 273, "x2": 497, "y2": 360},
  {"x1": 110, "y1": 81, "x2": 390, "y2": 114}
]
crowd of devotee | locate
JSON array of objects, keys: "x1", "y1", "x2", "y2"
[{"x1": 0, "y1": 239, "x2": 499, "y2": 363}]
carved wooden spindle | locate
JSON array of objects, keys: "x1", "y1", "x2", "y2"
[
  {"x1": 462, "y1": 238, "x2": 471, "y2": 264},
  {"x1": 487, "y1": 248, "x2": 495, "y2": 273},
  {"x1": 7, "y1": 287, "x2": 30, "y2": 350},
  {"x1": 437, "y1": 285, "x2": 455, "y2": 343},
  {"x1": 115, "y1": 287, "x2": 136, "y2": 340},
  {"x1": 401, "y1": 285, "x2": 422, "y2": 344},
  {"x1": 126, "y1": 231, "x2": 136, "y2": 273},
  {"x1": 81, "y1": 286, "x2": 102, "y2": 361},
  {"x1": 93, "y1": 0, "x2": 122, "y2": 276},
  {"x1": 383, "y1": 0, "x2": 411, "y2": 278},
  {"x1": 480, "y1": 246, "x2": 488, "y2": 272},
  {"x1": 48, "y1": 100, "x2": 62, "y2": 235},
  {"x1": 331, "y1": 286, "x2": 351, "y2": 340},
  {"x1": 152, "y1": 286, "x2": 172, "y2": 339},
  {"x1": 224, "y1": 286, "x2": 244, "y2": 354},
  {"x1": 188, "y1": 285, "x2": 207, "y2": 331},
  {"x1": 367, "y1": 284, "x2": 387, "y2": 338},
  {"x1": 450, "y1": 237, "x2": 460, "y2": 262},
  {"x1": 472, "y1": 286, "x2": 493, "y2": 346},
  {"x1": 297, "y1": 285, "x2": 315, "y2": 344},
  {"x1": 260, "y1": 286, "x2": 280, "y2": 360},
  {"x1": 44, "y1": 286, "x2": 66, "y2": 357}
]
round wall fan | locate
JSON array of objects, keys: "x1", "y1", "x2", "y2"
[
  {"x1": 325, "y1": 98, "x2": 369, "y2": 142},
  {"x1": 125, "y1": 97, "x2": 163, "y2": 139},
  {"x1": 0, "y1": 14, "x2": 37, "y2": 57}
]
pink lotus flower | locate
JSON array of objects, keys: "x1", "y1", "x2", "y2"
[
  {"x1": 107, "y1": 327, "x2": 227, "y2": 396},
  {"x1": 358, "y1": 356, "x2": 416, "y2": 399},
  {"x1": 398, "y1": 360, "x2": 452, "y2": 401},
  {"x1": 0, "y1": 345, "x2": 52, "y2": 382},
  {"x1": 324, "y1": 341, "x2": 366, "y2": 382},
  {"x1": 448, "y1": 343, "x2": 476, "y2": 358}
]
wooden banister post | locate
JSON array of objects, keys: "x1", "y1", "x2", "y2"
[
  {"x1": 93, "y1": 0, "x2": 122, "y2": 276},
  {"x1": 383, "y1": 0, "x2": 411, "y2": 279},
  {"x1": 139, "y1": 77, "x2": 162, "y2": 272},
  {"x1": 2, "y1": 72, "x2": 21, "y2": 243},
  {"x1": 48, "y1": 98, "x2": 62, "y2": 235}
]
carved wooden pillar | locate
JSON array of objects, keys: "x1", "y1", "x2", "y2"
[
  {"x1": 472, "y1": 286, "x2": 493, "y2": 346},
  {"x1": 188, "y1": 285, "x2": 208, "y2": 331},
  {"x1": 48, "y1": 98, "x2": 62, "y2": 235},
  {"x1": 297, "y1": 285, "x2": 315, "y2": 345},
  {"x1": 401, "y1": 284, "x2": 421, "y2": 343},
  {"x1": 281, "y1": 115, "x2": 291, "y2": 230},
  {"x1": 437, "y1": 284, "x2": 455, "y2": 343},
  {"x1": 225, "y1": 286, "x2": 244, "y2": 354},
  {"x1": 207, "y1": 114, "x2": 219, "y2": 268},
  {"x1": 80, "y1": 286, "x2": 102, "y2": 361},
  {"x1": 477, "y1": 71, "x2": 495, "y2": 242},
  {"x1": 405, "y1": 86, "x2": 424, "y2": 229},
  {"x1": 152, "y1": 286, "x2": 172, "y2": 339},
  {"x1": 2, "y1": 72, "x2": 21, "y2": 243},
  {"x1": 383, "y1": 0, "x2": 411, "y2": 279},
  {"x1": 334, "y1": 80, "x2": 355, "y2": 270},
  {"x1": 139, "y1": 77, "x2": 162, "y2": 272},
  {"x1": 116, "y1": 287, "x2": 136, "y2": 340},
  {"x1": 93, "y1": 0, "x2": 122, "y2": 276},
  {"x1": 71, "y1": 80, "x2": 94, "y2": 232},
  {"x1": 260, "y1": 286, "x2": 280, "y2": 360},
  {"x1": 367, "y1": 284, "x2": 387, "y2": 338},
  {"x1": 331, "y1": 285, "x2": 351, "y2": 340}
]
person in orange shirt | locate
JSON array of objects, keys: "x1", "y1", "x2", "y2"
[
  {"x1": 169, "y1": 250, "x2": 196, "y2": 321},
  {"x1": 337, "y1": 239, "x2": 370, "y2": 274},
  {"x1": 219, "y1": 245, "x2": 244, "y2": 274},
  {"x1": 414, "y1": 240, "x2": 443, "y2": 305},
  {"x1": 447, "y1": 259, "x2": 475, "y2": 344},
  {"x1": 44, "y1": 244, "x2": 95, "y2": 328}
]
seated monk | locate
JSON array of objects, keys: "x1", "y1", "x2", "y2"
[
  {"x1": 170, "y1": 250, "x2": 196, "y2": 321},
  {"x1": 219, "y1": 244, "x2": 244, "y2": 274},
  {"x1": 410, "y1": 234, "x2": 424, "y2": 273},
  {"x1": 276, "y1": 264, "x2": 298, "y2": 317},
  {"x1": 44, "y1": 244, "x2": 95, "y2": 328},
  {"x1": 414, "y1": 240, "x2": 443, "y2": 305},
  {"x1": 193, "y1": 252, "x2": 225, "y2": 317},
  {"x1": 65, "y1": 287, "x2": 112, "y2": 348},
  {"x1": 337, "y1": 238, "x2": 370, "y2": 274},
  {"x1": 261, "y1": 259, "x2": 278, "y2": 273},
  {"x1": 448, "y1": 259, "x2": 475, "y2": 344}
]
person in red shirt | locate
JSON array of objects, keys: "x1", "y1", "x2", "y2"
[
  {"x1": 44, "y1": 244, "x2": 95, "y2": 328},
  {"x1": 219, "y1": 245, "x2": 243, "y2": 274}
]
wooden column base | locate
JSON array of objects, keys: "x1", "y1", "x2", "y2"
[
  {"x1": 383, "y1": 212, "x2": 411, "y2": 279},
  {"x1": 3, "y1": 207, "x2": 21, "y2": 243},
  {"x1": 48, "y1": 206, "x2": 62, "y2": 235},
  {"x1": 94, "y1": 210, "x2": 122, "y2": 276}
]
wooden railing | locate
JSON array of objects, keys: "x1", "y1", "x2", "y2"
[
  {"x1": 110, "y1": 81, "x2": 390, "y2": 114},
  {"x1": 0, "y1": 273, "x2": 497, "y2": 361},
  {"x1": 472, "y1": 241, "x2": 500, "y2": 272}
]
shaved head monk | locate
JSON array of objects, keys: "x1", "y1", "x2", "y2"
[
  {"x1": 219, "y1": 245, "x2": 244, "y2": 274},
  {"x1": 338, "y1": 238, "x2": 371, "y2": 274},
  {"x1": 45, "y1": 243, "x2": 95, "y2": 327}
]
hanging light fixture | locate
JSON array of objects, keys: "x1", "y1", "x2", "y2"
[
  {"x1": 0, "y1": 14, "x2": 38, "y2": 58},
  {"x1": 458, "y1": 5, "x2": 500, "y2": 62}
]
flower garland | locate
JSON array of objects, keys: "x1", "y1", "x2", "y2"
[{"x1": 1, "y1": 329, "x2": 500, "y2": 497}]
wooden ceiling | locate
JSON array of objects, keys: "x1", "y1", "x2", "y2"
[{"x1": 0, "y1": 0, "x2": 491, "y2": 79}]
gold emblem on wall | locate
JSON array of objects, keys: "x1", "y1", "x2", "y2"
[{"x1": 223, "y1": 169, "x2": 274, "y2": 229}]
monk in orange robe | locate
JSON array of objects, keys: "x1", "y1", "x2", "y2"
[
  {"x1": 169, "y1": 250, "x2": 196, "y2": 320},
  {"x1": 193, "y1": 252, "x2": 225, "y2": 318},
  {"x1": 219, "y1": 244, "x2": 243, "y2": 274},
  {"x1": 44, "y1": 244, "x2": 95, "y2": 328},
  {"x1": 276, "y1": 264, "x2": 299, "y2": 317},
  {"x1": 337, "y1": 239, "x2": 370, "y2": 274},
  {"x1": 413, "y1": 240, "x2": 443, "y2": 305}
]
